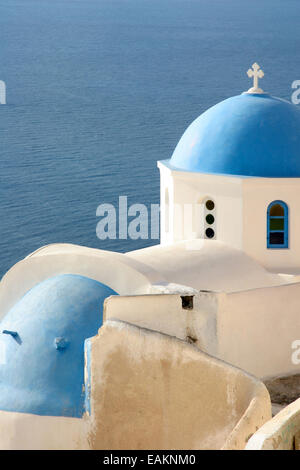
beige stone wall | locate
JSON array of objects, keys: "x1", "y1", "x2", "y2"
[{"x1": 86, "y1": 320, "x2": 271, "y2": 450}]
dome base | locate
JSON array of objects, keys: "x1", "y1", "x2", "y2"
[{"x1": 246, "y1": 87, "x2": 265, "y2": 94}]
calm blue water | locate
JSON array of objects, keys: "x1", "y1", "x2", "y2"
[{"x1": 0, "y1": 0, "x2": 300, "y2": 278}]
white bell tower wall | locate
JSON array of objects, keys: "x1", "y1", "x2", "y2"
[
  {"x1": 158, "y1": 161, "x2": 244, "y2": 250},
  {"x1": 243, "y1": 178, "x2": 300, "y2": 273},
  {"x1": 159, "y1": 161, "x2": 300, "y2": 273}
]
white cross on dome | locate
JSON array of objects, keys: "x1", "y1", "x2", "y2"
[{"x1": 246, "y1": 63, "x2": 265, "y2": 94}]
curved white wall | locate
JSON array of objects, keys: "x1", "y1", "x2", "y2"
[{"x1": 0, "y1": 244, "x2": 165, "y2": 321}]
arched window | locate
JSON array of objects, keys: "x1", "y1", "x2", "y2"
[{"x1": 267, "y1": 201, "x2": 288, "y2": 249}]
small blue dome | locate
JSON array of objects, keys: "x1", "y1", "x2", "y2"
[
  {"x1": 170, "y1": 93, "x2": 300, "y2": 177},
  {"x1": 0, "y1": 274, "x2": 117, "y2": 418}
]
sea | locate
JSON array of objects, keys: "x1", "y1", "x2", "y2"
[{"x1": 0, "y1": 0, "x2": 300, "y2": 278}]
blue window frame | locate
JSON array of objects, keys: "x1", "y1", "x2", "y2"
[{"x1": 267, "y1": 200, "x2": 288, "y2": 249}]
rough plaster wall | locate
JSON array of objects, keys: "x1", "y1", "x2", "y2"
[
  {"x1": 103, "y1": 292, "x2": 219, "y2": 354},
  {"x1": 0, "y1": 411, "x2": 88, "y2": 450},
  {"x1": 86, "y1": 320, "x2": 271, "y2": 450},
  {"x1": 104, "y1": 281, "x2": 300, "y2": 381}
]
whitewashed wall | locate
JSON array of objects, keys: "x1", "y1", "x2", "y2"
[
  {"x1": 103, "y1": 291, "x2": 219, "y2": 354},
  {"x1": 243, "y1": 178, "x2": 300, "y2": 272},
  {"x1": 158, "y1": 163, "x2": 300, "y2": 273},
  {"x1": 0, "y1": 244, "x2": 164, "y2": 321},
  {"x1": 104, "y1": 282, "x2": 300, "y2": 379},
  {"x1": 158, "y1": 162, "x2": 244, "y2": 249},
  {"x1": 218, "y1": 282, "x2": 300, "y2": 378}
]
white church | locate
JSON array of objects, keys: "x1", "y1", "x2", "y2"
[{"x1": 0, "y1": 64, "x2": 300, "y2": 450}]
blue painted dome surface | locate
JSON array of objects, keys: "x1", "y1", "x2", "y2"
[
  {"x1": 169, "y1": 93, "x2": 300, "y2": 177},
  {"x1": 0, "y1": 274, "x2": 117, "y2": 418}
]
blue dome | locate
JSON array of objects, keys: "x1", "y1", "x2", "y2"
[
  {"x1": 0, "y1": 274, "x2": 117, "y2": 418},
  {"x1": 169, "y1": 93, "x2": 300, "y2": 177}
]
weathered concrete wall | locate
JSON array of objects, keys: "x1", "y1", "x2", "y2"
[
  {"x1": 104, "y1": 282, "x2": 300, "y2": 380},
  {"x1": 85, "y1": 320, "x2": 271, "y2": 450},
  {"x1": 246, "y1": 397, "x2": 300, "y2": 450}
]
